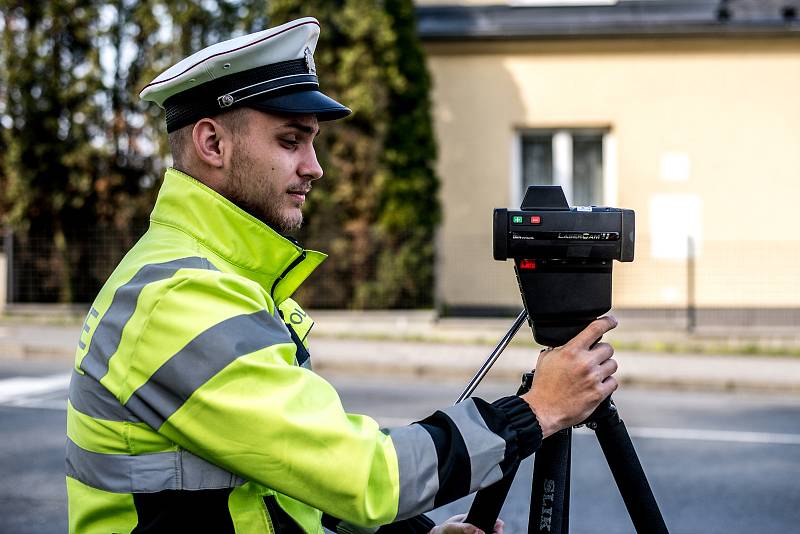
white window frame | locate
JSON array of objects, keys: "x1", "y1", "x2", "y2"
[{"x1": 512, "y1": 128, "x2": 617, "y2": 207}]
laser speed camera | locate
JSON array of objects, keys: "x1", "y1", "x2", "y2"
[{"x1": 493, "y1": 186, "x2": 634, "y2": 346}]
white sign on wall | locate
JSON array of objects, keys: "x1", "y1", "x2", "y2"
[{"x1": 649, "y1": 194, "x2": 702, "y2": 260}]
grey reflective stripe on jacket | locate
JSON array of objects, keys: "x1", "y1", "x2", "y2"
[
  {"x1": 79, "y1": 257, "x2": 217, "y2": 382},
  {"x1": 67, "y1": 256, "x2": 285, "y2": 496},
  {"x1": 383, "y1": 399, "x2": 508, "y2": 520},
  {"x1": 66, "y1": 439, "x2": 243, "y2": 493},
  {"x1": 125, "y1": 309, "x2": 292, "y2": 430},
  {"x1": 72, "y1": 309, "x2": 292, "y2": 428},
  {"x1": 384, "y1": 424, "x2": 439, "y2": 517},
  {"x1": 441, "y1": 401, "x2": 506, "y2": 491},
  {"x1": 69, "y1": 369, "x2": 140, "y2": 423}
]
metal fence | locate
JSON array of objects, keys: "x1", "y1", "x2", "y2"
[
  {"x1": 1, "y1": 226, "x2": 434, "y2": 310},
  {"x1": 3, "y1": 228, "x2": 799, "y2": 328},
  {"x1": 614, "y1": 234, "x2": 800, "y2": 329},
  {"x1": 3, "y1": 225, "x2": 147, "y2": 304},
  {"x1": 436, "y1": 232, "x2": 800, "y2": 328}
]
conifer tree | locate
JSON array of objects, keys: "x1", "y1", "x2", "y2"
[
  {"x1": 0, "y1": 0, "x2": 268, "y2": 302},
  {"x1": 1, "y1": 0, "x2": 105, "y2": 302},
  {"x1": 270, "y1": 0, "x2": 440, "y2": 308},
  {"x1": 369, "y1": 0, "x2": 440, "y2": 308},
  {"x1": 0, "y1": 0, "x2": 439, "y2": 308}
]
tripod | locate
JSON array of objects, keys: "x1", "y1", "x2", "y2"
[{"x1": 456, "y1": 311, "x2": 669, "y2": 534}]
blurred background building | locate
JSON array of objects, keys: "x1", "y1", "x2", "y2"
[
  {"x1": 416, "y1": 0, "x2": 800, "y2": 326},
  {"x1": 1, "y1": 0, "x2": 799, "y2": 329},
  {"x1": 0, "y1": 1, "x2": 440, "y2": 312}
]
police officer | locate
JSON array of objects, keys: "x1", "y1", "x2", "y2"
[{"x1": 66, "y1": 17, "x2": 619, "y2": 533}]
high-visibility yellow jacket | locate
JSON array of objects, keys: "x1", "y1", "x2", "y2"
[{"x1": 66, "y1": 168, "x2": 542, "y2": 533}]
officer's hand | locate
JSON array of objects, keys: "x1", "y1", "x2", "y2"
[
  {"x1": 520, "y1": 316, "x2": 619, "y2": 438},
  {"x1": 428, "y1": 514, "x2": 504, "y2": 534}
]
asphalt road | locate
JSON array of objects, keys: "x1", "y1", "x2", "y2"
[{"x1": 1, "y1": 359, "x2": 799, "y2": 534}]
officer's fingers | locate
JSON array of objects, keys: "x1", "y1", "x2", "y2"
[
  {"x1": 599, "y1": 375, "x2": 619, "y2": 398},
  {"x1": 568, "y1": 316, "x2": 617, "y2": 350},
  {"x1": 589, "y1": 342, "x2": 615, "y2": 366},
  {"x1": 493, "y1": 519, "x2": 505, "y2": 534},
  {"x1": 429, "y1": 516, "x2": 484, "y2": 534},
  {"x1": 597, "y1": 356, "x2": 618, "y2": 378},
  {"x1": 439, "y1": 524, "x2": 482, "y2": 534}
]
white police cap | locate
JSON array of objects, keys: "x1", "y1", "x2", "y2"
[{"x1": 140, "y1": 17, "x2": 350, "y2": 132}]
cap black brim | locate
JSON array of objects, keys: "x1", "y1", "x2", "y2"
[{"x1": 247, "y1": 90, "x2": 351, "y2": 121}]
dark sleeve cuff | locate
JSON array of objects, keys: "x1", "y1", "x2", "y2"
[
  {"x1": 376, "y1": 514, "x2": 436, "y2": 533},
  {"x1": 323, "y1": 512, "x2": 435, "y2": 533},
  {"x1": 490, "y1": 395, "x2": 543, "y2": 459}
]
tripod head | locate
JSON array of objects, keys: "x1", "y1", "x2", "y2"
[
  {"x1": 463, "y1": 190, "x2": 667, "y2": 534},
  {"x1": 493, "y1": 186, "x2": 635, "y2": 346}
]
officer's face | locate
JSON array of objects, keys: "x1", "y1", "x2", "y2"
[{"x1": 225, "y1": 109, "x2": 323, "y2": 231}]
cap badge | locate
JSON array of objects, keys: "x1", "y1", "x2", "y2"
[
  {"x1": 304, "y1": 47, "x2": 316, "y2": 75},
  {"x1": 218, "y1": 94, "x2": 235, "y2": 108}
]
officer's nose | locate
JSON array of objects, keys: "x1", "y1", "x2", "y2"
[{"x1": 300, "y1": 145, "x2": 323, "y2": 182}]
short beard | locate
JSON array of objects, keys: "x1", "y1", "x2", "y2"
[{"x1": 225, "y1": 143, "x2": 303, "y2": 233}]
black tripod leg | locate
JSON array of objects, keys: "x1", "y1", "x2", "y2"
[
  {"x1": 594, "y1": 416, "x2": 669, "y2": 534},
  {"x1": 562, "y1": 442, "x2": 571, "y2": 534},
  {"x1": 465, "y1": 464, "x2": 518, "y2": 533},
  {"x1": 529, "y1": 428, "x2": 571, "y2": 534}
]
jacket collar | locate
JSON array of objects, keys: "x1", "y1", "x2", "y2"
[{"x1": 150, "y1": 168, "x2": 326, "y2": 303}]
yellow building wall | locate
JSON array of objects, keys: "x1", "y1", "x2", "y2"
[
  {"x1": 416, "y1": 0, "x2": 503, "y2": 4},
  {"x1": 426, "y1": 38, "x2": 800, "y2": 310}
]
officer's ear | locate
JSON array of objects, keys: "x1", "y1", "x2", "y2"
[{"x1": 191, "y1": 118, "x2": 228, "y2": 169}]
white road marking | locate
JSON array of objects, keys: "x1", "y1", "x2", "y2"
[
  {"x1": 6, "y1": 398, "x2": 69, "y2": 410},
  {"x1": 375, "y1": 416, "x2": 800, "y2": 446},
  {"x1": 0, "y1": 373, "x2": 71, "y2": 406},
  {"x1": 1, "y1": 377, "x2": 799, "y2": 447},
  {"x1": 622, "y1": 426, "x2": 800, "y2": 446}
]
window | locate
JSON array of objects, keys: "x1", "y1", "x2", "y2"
[{"x1": 518, "y1": 129, "x2": 611, "y2": 207}]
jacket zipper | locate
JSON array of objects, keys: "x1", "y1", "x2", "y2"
[{"x1": 270, "y1": 250, "x2": 306, "y2": 298}]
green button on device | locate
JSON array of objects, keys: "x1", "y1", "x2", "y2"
[{"x1": 512, "y1": 215, "x2": 523, "y2": 224}]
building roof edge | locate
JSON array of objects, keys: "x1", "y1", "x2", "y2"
[{"x1": 416, "y1": 2, "x2": 800, "y2": 41}]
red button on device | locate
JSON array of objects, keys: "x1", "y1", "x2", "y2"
[
  {"x1": 520, "y1": 259, "x2": 537, "y2": 270},
  {"x1": 530, "y1": 216, "x2": 541, "y2": 224}
]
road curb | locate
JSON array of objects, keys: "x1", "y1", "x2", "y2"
[
  {"x1": 3, "y1": 335, "x2": 800, "y2": 394},
  {"x1": 312, "y1": 360, "x2": 800, "y2": 394},
  {"x1": 0, "y1": 343, "x2": 75, "y2": 361}
]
